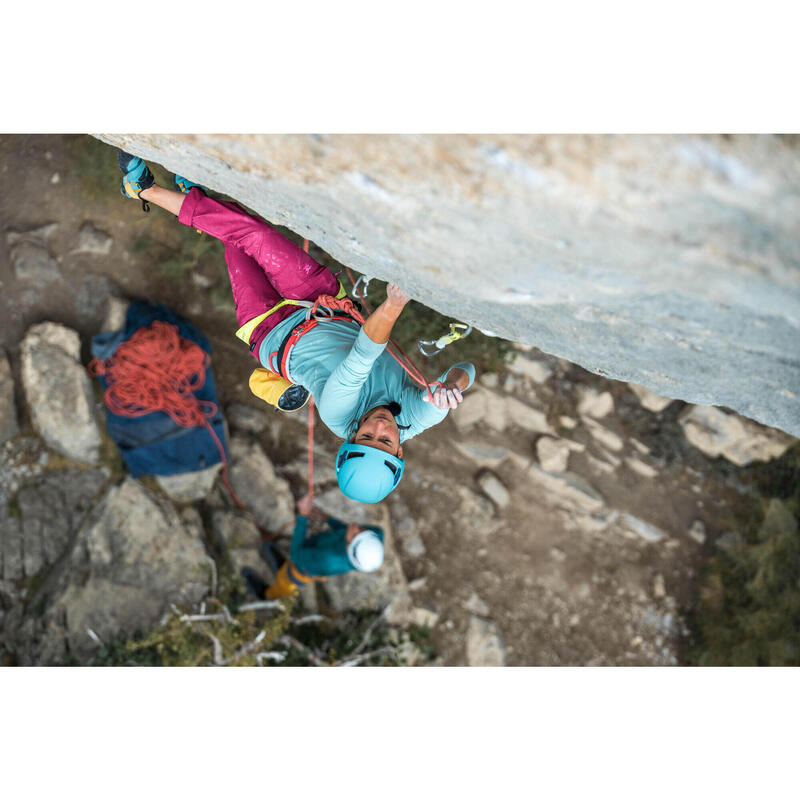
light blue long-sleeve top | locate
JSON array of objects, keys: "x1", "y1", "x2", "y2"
[{"x1": 258, "y1": 308, "x2": 455, "y2": 443}]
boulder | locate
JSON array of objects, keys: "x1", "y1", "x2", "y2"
[
  {"x1": 576, "y1": 387, "x2": 614, "y2": 418},
  {"x1": 212, "y1": 510, "x2": 270, "y2": 582},
  {"x1": 9, "y1": 241, "x2": 60, "y2": 284},
  {"x1": 463, "y1": 591, "x2": 489, "y2": 617},
  {"x1": 625, "y1": 456, "x2": 658, "y2": 478},
  {"x1": 477, "y1": 471, "x2": 510, "y2": 509},
  {"x1": 31, "y1": 478, "x2": 209, "y2": 663},
  {"x1": 225, "y1": 436, "x2": 294, "y2": 532},
  {"x1": 20, "y1": 322, "x2": 101, "y2": 464},
  {"x1": 155, "y1": 464, "x2": 222, "y2": 503},
  {"x1": 620, "y1": 513, "x2": 667, "y2": 543},
  {"x1": 453, "y1": 441, "x2": 512, "y2": 469},
  {"x1": 101, "y1": 297, "x2": 130, "y2": 333},
  {"x1": 628, "y1": 383, "x2": 673, "y2": 413},
  {"x1": 504, "y1": 396, "x2": 554, "y2": 434},
  {"x1": 14, "y1": 468, "x2": 107, "y2": 580},
  {"x1": 582, "y1": 416, "x2": 624, "y2": 452},
  {"x1": 536, "y1": 436, "x2": 571, "y2": 473},
  {"x1": 526, "y1": 466, "x2": 605, "y2": 514},
  {"x1": 73, "y1": 222, "x2": 112, "y2": 255},
  {"x1": 466, "y1": 616, "x2": 506, "y2": 666},
  {"x1": 0, "y1": 351, "x2": 19, "y2": 444},
  {"x1": 225, "y1": 403, "x2": 269, "y2": 434},
  {"x1": 688, "y1": 519, "x2": 707, "y2": 545},
  {"x1": 679, "y1": 405, "x2": 795, "y2": 466},
  {"x1": 508, "y1": 352, "x2": 553, "y2": 384}
]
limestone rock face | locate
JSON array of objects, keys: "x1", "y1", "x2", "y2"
[
  {"x1": 20, "y1": 322, "x2": 101, "y2": 464},
  {"x1": 97, "y1": 134, "x2": 800, "y2": 437}
]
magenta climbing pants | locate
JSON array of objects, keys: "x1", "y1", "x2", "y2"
[{"x1": 178, "y1": 188, "x2": 339, "y2": 357}]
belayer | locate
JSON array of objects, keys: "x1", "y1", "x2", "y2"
[
  {"x1": 116, "y1": 151, "x2": 475, "y2": 503},
  {"x1": 242, "y1": 493, "x2": 385, "y2": 600}
]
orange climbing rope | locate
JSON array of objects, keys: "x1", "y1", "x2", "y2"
[{"x1": 87, "y1": 320, "x2": 268, "y2": 536}]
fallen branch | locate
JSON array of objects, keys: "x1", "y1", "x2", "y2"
[
  {"x1": 208, "y1": 634, "x2": 224, "y2": 666},
  {"x1": 338, "y1": 646, "x2": 395, "y2": 668},
  {"x1": 256, "y1": 651, "x2": 287, "y2": 664},
  {"x1": 279, "y1": 635, "x2": 328, "y2": 667},
  {"x1": 180, "y1": 613, "x2": 228, "y2": 623},
  {"x1": 348, "y1": 609, "x2": 386, "y2": 658},
  {"x1": 291, "y1": 614, "x2": 325, "y2": 626},
  {"x1": 238, "y1": 600, "x2": 283, "y2": 612}
]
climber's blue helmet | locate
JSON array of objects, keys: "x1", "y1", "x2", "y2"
[{"x1": 335, "y1": 442, "x2": 405, "y2": 503}]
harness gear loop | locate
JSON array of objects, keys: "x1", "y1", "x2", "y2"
[{"x1": 418, "y1": 322, "x2": 473, "y2": 357}]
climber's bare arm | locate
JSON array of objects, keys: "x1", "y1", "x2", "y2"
[
  {"x1": 362, "y1": 284, "x2": 411, "y2": 344},
  {"x1": 139, "y1": 185, "x2": 185, "y2": 217}
]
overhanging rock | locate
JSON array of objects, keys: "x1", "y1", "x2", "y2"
[{"x1": 96, "y1": 134, "x2": 800, "y2": 437}]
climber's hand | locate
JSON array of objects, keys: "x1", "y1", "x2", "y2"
[
  {"x1": 385, "y1": 284, "x2": 411, "y2": 310},
  {"x1": 297, "y1": 493, "x2": 313, "y2": 517},
  {"x1": 423, "y1": 385, "x2": 463, "y2": 409}
]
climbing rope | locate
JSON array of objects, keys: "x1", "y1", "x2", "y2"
[{"x1": 87, "y1": 321, "x2": 269, "y2": 537}]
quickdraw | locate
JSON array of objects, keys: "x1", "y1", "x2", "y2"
[{"x1": 418, "y1": 323, "x2": 472, "y2": 357}]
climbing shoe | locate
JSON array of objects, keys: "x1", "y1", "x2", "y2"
[
  {"x1": 118, "y1": 150, "x2": 155, "y2": 212},
  {"x1": 249, "y1": 368, "x2": 311, "y2": 413},
  {"x1": 174, "y1": 174, "x2": 206, "y2": 194},
  {"x1": 277, "y1": 383, "x2": 310, "y2": 412},
  {"x1": 241, "y1": 567, "x2": 269, "y2": 599}
]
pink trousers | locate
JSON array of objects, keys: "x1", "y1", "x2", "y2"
[{"x1": 178, "y1": 188, "x2": 339, "y2": 357}]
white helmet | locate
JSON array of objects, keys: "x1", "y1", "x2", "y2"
[{"x1": 347, "y1": 530, "x2": 384, "y2": 572}]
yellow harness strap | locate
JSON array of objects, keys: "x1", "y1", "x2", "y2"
[{"x1": 235, "y1": 281, "x2": 348, "y2": 345}]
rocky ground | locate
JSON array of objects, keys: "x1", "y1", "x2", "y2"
[{"x1": 0, "y1": 134, "x2": 796, "y2": 666}]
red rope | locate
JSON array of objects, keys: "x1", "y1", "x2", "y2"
[{"x1": 88, "y1": 321, "x2": 268, "y2": 535}]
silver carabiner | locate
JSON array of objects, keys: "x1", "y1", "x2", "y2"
[{"x1": 351, "y1": 275, "x2": 372, "y2": 300}]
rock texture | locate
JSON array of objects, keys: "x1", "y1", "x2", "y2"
[
  {"x1": 97, "y1": 134, "x2": 800, "y2": 437},
  {"x1": 20, "y1": 322, "x2": 101, "y2": 464},
  {"x1": 0, "y1": 351, "x2": 18, "y2": 444},
  {"x1": 24, "y1": 478, "x2": 209, "y2": 664}
]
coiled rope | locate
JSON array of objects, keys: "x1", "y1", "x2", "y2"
[{"x1": 88, "y1": 320, "x2": 269, "y2": 536}]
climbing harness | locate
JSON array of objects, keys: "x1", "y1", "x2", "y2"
[
  {"x1": 87, "y1": 321, "x2": 269, "y2": 538},
  {"x1": 418, "y1": 322, "x2": 473, "y2": 357}
]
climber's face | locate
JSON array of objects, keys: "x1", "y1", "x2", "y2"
[{"x1": 354, "y1": 406, "x2": 403, "y2": 457}]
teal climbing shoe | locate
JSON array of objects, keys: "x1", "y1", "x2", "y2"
[
  {"x1": 118, "y1": 150, "x2": 155, "y2": 212},
  {"x1": 174, "y1": 174, "x2": 206, "y2": 194}
]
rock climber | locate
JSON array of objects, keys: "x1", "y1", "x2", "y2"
[
  {"x1": 116, "y1": 151, "x2": 475, "y2": 503},
  {"x1": 242, "y1": 493, "x2": 384, "y2": 600}
]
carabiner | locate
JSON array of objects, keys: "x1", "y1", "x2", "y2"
[
  {"x1": 351, "y1": 274, "x2": 372, "y2": 300},
  {"x1": 418, "y1": 323, "x2": 472, "y2": 356}
]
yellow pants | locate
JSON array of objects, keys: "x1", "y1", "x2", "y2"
[{"x1": 266, "y1": 562, "x2": 325, "y2": 600}]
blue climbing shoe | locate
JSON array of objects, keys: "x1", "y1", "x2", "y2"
[
  {"x1": 174, "y1": 174, "x2": 206, "y2": 194},
  {"x1": 117, "y1": 150, "x2": 155, "y2": 213}
]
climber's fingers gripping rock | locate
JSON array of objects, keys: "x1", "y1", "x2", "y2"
[{"x1": 423, "y1": 386, "x2": 464, "y2": 409}]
